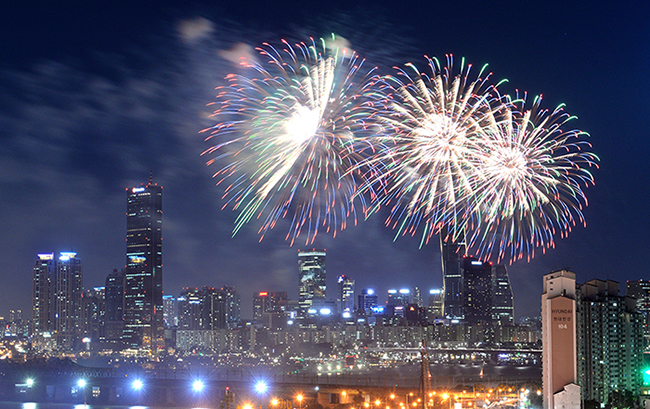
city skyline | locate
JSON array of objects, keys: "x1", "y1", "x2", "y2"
[{"x1": 0, "y1": 2, "x2": 647, "y2": 322}]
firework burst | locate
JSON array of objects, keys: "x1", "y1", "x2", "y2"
[
  {"x1": 467, "y1": 93, "x2": 599, "y2": 262},
  {"x1": 359, "y1": 55, "x2": 505, "y2": 246},
  {"x1": 202, "y1": 36, "x2": 377, "y2": 245}
]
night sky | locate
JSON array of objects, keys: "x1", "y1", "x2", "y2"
[{"x1": 1, "y1": 1, "x2": 648, "y2": 320}]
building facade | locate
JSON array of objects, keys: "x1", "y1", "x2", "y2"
[
  {"x1": 123, "y1": 179, "x2": 163, "y2": 350},
  {"x1": 578, "y1": 279, "x2": 643, "y2": 404},
  {"x1": 541, "y1": 270, "x2": 579, "y2": 409},
  {"x1": 337, "y1": 275, "x2": 355, "y2": 313},
  {"x1": 298, "y1": 249, "x2": 326, "y2": 318},
  {"x1": 462, "y1": 257, "x2": 492, "y2": 325},
  {"x1": 253, "y1": 291, "x2": 288, "y2": 321},
  {"x1": 32, "y1": 252, "x2": 84, "y2": 351},
  {"x1": 491, "y1": 264, "x2": 515, "y2": 325},
  {"x1": 440, "y1": 233, "x2": 465, "y2": 320},
  {"x1": 358, "y1": 288, "x2": 379, "y2": 314},
  {"x1": 32, "y1": 253, "x2": 56, "y2": 338},
  {"x1": 625, "y1": 279, "x2": 650, "y2": 348},
  {"x1": 104, "y1": 268, "x2": 125, "y2": 345},
  {"x1": 82, "y1": 286, "x2": 105, "y2": 344}
]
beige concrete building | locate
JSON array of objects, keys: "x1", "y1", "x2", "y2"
[{"x1": 542, "y1": 270, "x2": 580, "y2": 409}]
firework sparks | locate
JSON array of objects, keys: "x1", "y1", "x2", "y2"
[
  {"x1": 202, "y1": 36, "x2": 377, "y2": 245},
  {"x1": 359, "y1": 55, "x2": 505, "y2": 246},
  {"x1": 468, "y1": 93, "x2": 599, "y2": 262}
]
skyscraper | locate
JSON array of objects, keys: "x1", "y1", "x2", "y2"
[
  {"x1": 626, "y1": 279, "x2": 650, "y2": 346},
  {"x1": 178, "y1": 288, "x2": 203, "y2": 330},
  {"x1": 104, "y1": 268, "x2": 125, "y2": 344},
  {"x1": 253, "y1": 291, "x2": 288, "y2": 321},
  {"x1": 162, "y1": 294, "x2": 178, "y2": 328},
  {"x1": 82, "y1": 287, "x2": 105, "y2": 342},
  {"x1": 220, "y1": 285, "x2": 241, "y2": 328},
  {"x1": 32, "y1": 252, "x2": 83, "y2": 350},
  {"x1": 440, "y1": 233, "x2": 465, "y2": 320},
  {"x1": 123, "y1": 178, "x2": 163, "y2": 350},
  {"x1": 358, "y1": 288, "x2": 379, "y2": 314},
  {"x1": 337, "y1": 275, "x2": 355, "y2": 313},
  {"x1": 387, "y1": 289, "x2": 411, "y2": 306},
  {"x1": 32, "y1": 253, "x2": 55, "y2": 338},
  {"x1": 253, "y1": 291, "x2": 269, "y2": 322},
  {"x1": 298, "y1": 249, "x2": 326, "y2": 318},
  {"x1": 462, "y1": 257, "x2": 492, "y2": 325},
  {"x1": 427, "y1": 289, "x2": 444, "y2": 320},
  {"x1": 491, "y1": 264, "x2": 515, "y2": 325}
]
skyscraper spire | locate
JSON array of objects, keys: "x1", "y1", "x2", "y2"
[{"x1": 149, "y1": 170, "x2": 153, "y2": 185}]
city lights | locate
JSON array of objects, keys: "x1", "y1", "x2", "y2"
[
  {"x1": 255, "y1": 380, "x2": 268, "y2": 394},
  {"x1": 192, "y1": 380, "x2": 205, "y2": 393}
]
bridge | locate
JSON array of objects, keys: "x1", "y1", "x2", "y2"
[{"x1": 0, "y1": 359, "x2": 540, "y2": 407}]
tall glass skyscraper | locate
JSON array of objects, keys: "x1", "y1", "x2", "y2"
[
  {"x1": 298, "y1": 249, "x2": 326, "y2": 317},
  {"x1": 491, "y1": 264, "x2": 514, "y2": 325},
  {"x1": 123, "y1": 178, "x2": 163, "y2": 350},
  {"x1": 32, "y1": 252, "x2": 83, "y2": 351},
  {"x1": 461, "y1": 257, "x2": 492, "y2": 325},
  {"x1": 440, "y1": 231, "x2": 466, "y2": 320},
  {"x1": 104, "y1": 268, "x2": 125, "y2": 344},
  {"x1": 337, "y1": 275, "x2": 355, "y2": 313}
]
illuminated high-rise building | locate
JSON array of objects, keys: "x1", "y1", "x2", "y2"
[
  {"x1": 491, "y1": 264, "x2": 514, "y2": 325},
  {"x1": 178, "y1": 288, "x2": 203, "y2": 330},
  {"x1": 440, "y1": 232, "x2": 466, "y2": 320},
  {"x1": 626, "y1": 280, "x2": 650, "y2": 346},
  {"x1": 578, "y1": 279, "x2": 643, "y2": 404},
  {"x1": 253, "y1": 291, "x2": 289, "y2": 321},
  {"x1": 298, "y1": 249, "x2": 326, "y2": 318},
  {"x1": 32, "y1": 253, "x2": 56, "y2": 337},
  {"x1": 387, "y1": 289, "x2": 411, "y2": 306},
  {"x1": 104, "y1": 268, "x2": 125, "y2": 344},
  {"x1": 462, "y1": 257, "x2": 492, "y2": 325},
  {"x1": 31, "y1": 252, "x2": 83, "y2": 350},
  {"x1": 220, "y1": 285, "x2": 241, "y2": 328},
  {"x1": 358, "y1": 288, "x2": 379, "y2": 314},
  {"x1": 427, "y1": 289, "x2": 444, "y2": 320},
  {"x1": 54, "y1": 252, "x2": 84, "y2": 349},
  {"x1": 82, "y1": 287, "x2": 105, "y2": 343},
  {"x1": 123, "y1": 177, "x2": 163, "y2": 350},
  {"x1": 337, "y1": 275, "x2": 355, "y2": 313},
  {"x1": 253, "y1": 292, "x2": 269, "y2": 321},
  {"x1": 162, "y1": 294, "x2": 178, "y2": 328}
]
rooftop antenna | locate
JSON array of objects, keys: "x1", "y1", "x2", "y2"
[{"x1": 149, "y1": 170, "x2": 153, "y2": 185}]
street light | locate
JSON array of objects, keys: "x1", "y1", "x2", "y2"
[
  {"x1": 255, "y1": 381, "x2": 269, "y2": 394},
  {"x1": 132, "y1": 379, "x2": 144, "y2": 391},
  {"x1": 192, "y1": 380, "x2": 205, "y2": 393},
  {"x1": 297, "y1": 394, "x2": 304, "y2": 409},
  {"x1": 77, "y1": 379, "x2": 87, "y2": 405}
]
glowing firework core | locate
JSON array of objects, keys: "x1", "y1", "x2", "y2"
[{"x1": 283, "y1": 104, "x2": 320, "y2": 144}]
